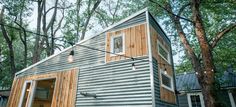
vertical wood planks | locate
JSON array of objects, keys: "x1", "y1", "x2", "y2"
[
  {"x1": 106, "y1": 23, "x2": 148, "y2": 62},
  {"x1": 7, "y1": 68, "x2": 78, "y2": 107},
  {"x1": 150, "y1": 25, "x2": 176, "y2": 104}
]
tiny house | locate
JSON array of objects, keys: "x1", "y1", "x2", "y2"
[{"x1": 7, "y1": 8, "x2": 178, "y2": 107}]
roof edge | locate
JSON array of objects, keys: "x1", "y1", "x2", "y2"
[
  {"x1": 77, "y1": 7, "x2": 148, "y2": 44},
  {"x1": 15, "y1": 45, "x2": 75, "y2": 76}
]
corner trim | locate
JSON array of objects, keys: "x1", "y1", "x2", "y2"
[{"x1": 146, "y1": 11, "x2": 156, "y2": 107}]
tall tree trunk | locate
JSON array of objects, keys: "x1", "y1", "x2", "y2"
[
  {"x1": 191, "y1": 0, "x2": 216, "y2": 106},
  {"x1": 32, "y1": 0, "x2": 44, "y2": 64},
  {"x1": 0, "y1": 7, "x2": 16, "y2": 78}
]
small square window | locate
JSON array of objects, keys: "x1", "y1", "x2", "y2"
[
  {"x1": 160, "y1": 70, "x2": 173, "y2": 91},
  {"x1": 111, "y1": 34, "x2": 124, "y2": 54},
  {"x1": 157, "y1": 40, "x2": 170, "y2": 63},
  {"x1": 187, "y1": 93, "x2": 205, "y2": 107}
]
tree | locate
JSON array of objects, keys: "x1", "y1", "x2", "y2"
[
  {"x1": 0, "y1": 7, "x2": 17, "y2": 78},
  {"x1": 149, "y1": 0, "x2": 236, "y2": 106}
]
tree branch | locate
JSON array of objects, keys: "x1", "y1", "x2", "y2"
[
  {"x1": 177, "y1": 3, "x2": 190, "y2": 16},
  {"x1": 149, "y1": 0, "x2": 193, "y2": 23},
  {"x1": 211, "y1": 23, "x2": 236, "y2": 48}
]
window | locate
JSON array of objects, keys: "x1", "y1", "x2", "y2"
[
  {"x1": 18, "y1": 79, "x2": 56, "y2": 107},
  {"x1": 187, "y1": 93, "x2": 205, "y2": 107},
  {"x1": 111, "y1": 34, "x2": 125, "y2": 55},
  {"x1": 157, "y1": 41, "x2": 170, "y2": 63},
  {"x1": 160, "y1": 70, "x2": 173, "y2": 91},
  {"x1": 31, "y1": 79, "x2": 56, "y2": 107},
  {"x1": 19, "y1": 81, "x2": 33, "y2": 107}
]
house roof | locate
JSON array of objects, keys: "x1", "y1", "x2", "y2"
[
  {"x1": 176, "y1": 71, "x2": 236, "y2": 92},
  {"x1": 15, "y1": 8, "x2": 148, "y2": 76}
]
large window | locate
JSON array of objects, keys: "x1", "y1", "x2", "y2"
[
  {"x1": 160, "y1": 70, "x2": 173, "y2": 91},
  {"x1": 111, "y1": 34, "x2": 125, "y2": 55},
  {"x1": 157, "y1": 41, "x2": 170, "y2": 63},
  {"x1": 18, "y1": 79, "x2": 56, "y2": 107},
  {"x1": 187, "y1": 93, "x2": 205, "y2": 107}
]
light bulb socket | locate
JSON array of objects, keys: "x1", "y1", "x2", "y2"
[
  {"x1": 69, "y1": 50, "x2": 74, "y2": 56},
  {"x1": 132, "y1": 63, "x2": 136, "y2": 70}
]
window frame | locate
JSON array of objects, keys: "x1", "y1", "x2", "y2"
[
  {"x1": 228, "y1": 91, "x2": 236, "y2": 107},
  {"x1": 110, "y1": 33, "x2": 125, "y2": 56},
  {"x1": 157, "y1": 40, "x2": 170, "y2": 64},
  {"x1": 18, "y1": 77, "x2": 57, "y2": 107},
  {"x1": 18, "y1": 80, "x2": 34, "y2": 107},
  {"x1": 187, "y1": 92, "x2": 205, "y2": 107},
  {"x1": 160, "y1": 69, "x2": 174, "y2": 92}
]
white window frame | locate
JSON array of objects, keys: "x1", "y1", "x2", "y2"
[
  {"x1": 18, "y1": 80, "x2": 34, "y2": 107},
  {"x1": 160, "y1": 69, "x2": 174, "y2": 92},
  {"x1": 18, "y1": 77, "x2": 56, "y2": 107},
  {"x1": 187, "y1": 92, "x2": 205, "y2": 107},
  {"x1": 157, "y1": 40, "x2": 170, "y2": 64},
  {"x1": 110, "y1": 33, "x2": 125, "y2": 56},
  {"x1": 228, "y1": 91, "x2": 236, "y2": 107}
]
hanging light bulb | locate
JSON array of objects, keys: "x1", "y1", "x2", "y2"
[
  {"x1": 68, "y1": 50, "x2": 74, "y2": 63},
  {"x1": 204, "y1": 71, "x2": 207, "y2": 74},
  {"x1": 195, "y1": 72, "x2": 198, "y2": 75},
  {"x1": 164, "y1": 68, "x2": 167, "y2": 75},
  {"x1": 184, "y1": 72, "x2": 187, "y2": 75},
  {"x1": 132, "y1": 63, "x2": 136, "y2": 71}
]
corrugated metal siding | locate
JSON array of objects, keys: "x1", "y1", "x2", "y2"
[
  {"x1": 148, "y1": 13, "x2": 171, "y2": 45},
  {"x1": 110, "y1": 12, "x2": 146, "y2": 31},
  {"x1": 0, "y1": 96, "x2": 7, "y2": 107},
  {"x1": 178, "y1": 94, "x2": 188, "y2": 107},
  {"x1": 16, "y1": 34, "x2": 106, "y2": 77},
  {"x1": 152, "y1": 58, "x2": 177, "y2": 107},
  {"x1": 76, "y1": 57, "x2": 152, "y2": 106}
]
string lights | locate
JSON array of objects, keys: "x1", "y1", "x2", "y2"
[{"x1": 0, "y1": 22, "x2": 172, "y2": 71}]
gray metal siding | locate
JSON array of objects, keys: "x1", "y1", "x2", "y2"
[
  {"x1": 0, "y1": 96, "x2": 7, "y2": 107},
  {"x1": 110, "y1": 12, "x2": 146, "y2": 31},
  {"x1": 16, "y1": 34, "x2": 106, "y2": 77},
  {"x1": 76, "y1": 57, "x2": 152, "y2": 106},
  {"x1": 178, "y1": 94, "x2": 188, "y2": 107},
  {"x1": 152, "y1": 58, "x2": 177, "y2": 107}
]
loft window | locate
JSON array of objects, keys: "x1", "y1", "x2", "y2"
[
  {"x1": 111, "y1": 34, "x2": 125, "y2": 55},
  {"x1": 187, "y1": 93, "x2": 205, "y2": 107},
  {"x1": 160, "y1": 70, "x2": 173, "y2": 91},
  {"x1": 157, "y1": 41, "x2": 170, "y2": 63}
]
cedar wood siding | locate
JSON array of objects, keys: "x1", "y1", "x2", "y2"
[{"x1": 148, "y1": 13, "x2": 178, "y2": 107}]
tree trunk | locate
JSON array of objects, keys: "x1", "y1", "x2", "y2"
[
  {"x1": 0, "y1": 7, "x2": 16, "y2": 78},
  {"x1": 191, "y1": 0, "x2": 216, "y2": 106},
  {"x1": 32, "y1": 0, "x2": 44, "y2": 64},
  {"x1": 80, "y1": 0, "x2": 102, "y2": 40}
]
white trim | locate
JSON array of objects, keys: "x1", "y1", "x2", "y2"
[
  {"x1": 228, "y1": 91, "x2": 236, "y2": 107},
  {"x1": 160, "y1": 69, "x2": 174, "y2": 92},
  {"x1": 110, "y1": 33, "x2": 125, "y2": 56},
  {"x1": 16, "y1": 8, "x2": 148, "y2": 76},
  {"x1": 187, "y1": 92, "x2": 205, "y2": 107},
  {"x1": 157, "y1": 40, "x2": 170, "y2": 64},
  {"x1": 146, "y1": 11, "x2": 156, "y2": 107},
  {"x1": 18, "y1": 80, "x2": 33, "y2": 107}
]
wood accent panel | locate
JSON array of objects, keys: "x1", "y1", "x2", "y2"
[
  {"x1": 106, "y1": 24, "x2": 148, "y2": 62},
  {"x1": 7, "y1": 68, "x2": 78, "y2": 107},
  {"x1": 150, "y1": 26, "x2": 177, "y2": 104}
]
